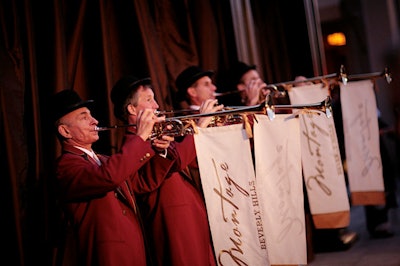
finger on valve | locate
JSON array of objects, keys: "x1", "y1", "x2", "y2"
[{"x1": 137, "y1": 110, "x2": 160, "y2": 141}]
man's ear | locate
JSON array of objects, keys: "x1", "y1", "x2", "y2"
[
  {"x1": 237, "y1": 83, "x2": 245, "y2": 91},
  {"x1": 127, "y1": 104, "x2": 137, "y2": 116},
  {"x1": 187, "y1": 87, "x2": 197, "y2": 98},
  {"x1": 58, "y1": 124, "x2": 71, "y2": 138}
]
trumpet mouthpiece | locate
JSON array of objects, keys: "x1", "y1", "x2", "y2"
[
  {"x1": 94, "y1": 126, "x2": 114, "y2": 131},
  {"x1": 214, "y1": 90, "x2": 241, "y2": 97},
  {"x1": 154, "y1": 110, "x2": 175, "y2": 116}
]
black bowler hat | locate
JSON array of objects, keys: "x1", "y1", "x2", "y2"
[
  {"x1": 175, "y1": 66, "x2": 214, "y2": 101},
  {"x1": 111, "y1": 76, "x2": 152, "y2": 121},
  {"x1": 51, "y1": 89, "x2": 94, "y2": 122},
  {"x1": 229, "y1": 61, "x2": 256, "y2": 86}
]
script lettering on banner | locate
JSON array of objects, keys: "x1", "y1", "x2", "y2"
[
  {"x1": 288, "y1": 83, "x2": 350, "y2": 229},
  {"x1": 340, "y1": 80, "x2": 385, "y2": 205},
  {"x1": 254, "y1": 114, "x2": 307, "y2": 265},
  {"x1": 194, "y1": 124, "x2": 270, "y2": 266}
]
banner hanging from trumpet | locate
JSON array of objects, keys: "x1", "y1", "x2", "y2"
[
  {"x1": 194, "y1": 124, "x2": 270, "y2": 265},
  {"x1": 288, "y1": 83, "x2": 350, "y2": 228},
  {"x1": 253, "y1": 114, "x2": 307, "y2": 265},
  {"x1": 340, "y1": 80, "x2": 385, "y2": 205}
]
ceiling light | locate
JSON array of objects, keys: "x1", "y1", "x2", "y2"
[{"x1": 327, "y1": 32, "x2": 346, "y2": 46}]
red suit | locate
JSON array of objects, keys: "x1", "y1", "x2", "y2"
[
  {"x1": 139, "y1": 135, "x2": 217, "y2": 266},
  {"x1": 55, "y1": 135, "x2": 176, "y2": 266}
]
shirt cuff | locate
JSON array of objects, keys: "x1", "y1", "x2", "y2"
[{"x1": 158, "y1": 149, "x2": 168, "y2": 158}]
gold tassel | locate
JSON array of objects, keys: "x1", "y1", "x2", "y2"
[
  {"x1": 242, "y1": 114, "x2": 253, "y2": 138},
  {"x1": 188, "y1": 119, "x2": 198, "y2": 134}
]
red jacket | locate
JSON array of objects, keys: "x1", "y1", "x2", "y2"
[
  {"x1": 55, "y1": 134, "x2": 176, "y2": 266},
  {"x1": 139, "y1": 135, "x2": 217, "y2": 266}
]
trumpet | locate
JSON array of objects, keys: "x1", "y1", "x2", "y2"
[
  {"x1": 94, "y1": 118, "x2": 197, "y2": 140},
  {"x1": 214, "y1": 85, "x2": 286, "y2": 98},
  {"x1": 213, "y1": 91, "x2": 241, "y2": 97},
  {"x1": 95, "y1": 96, "x2": 333, "y2": 139},
  {"x1": 268, "y1": 95, "x2": 333, "y2": 119}
]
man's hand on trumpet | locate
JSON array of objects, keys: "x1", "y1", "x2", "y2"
[
  {"x1": 136, "y1": 108, "x2": 174, "y2": 152},
  {"x1": 241, "y1": 78, "x2": 268, "y2": 106},
  {"x1": 136, "y1": 109, "x2": 164, "y2": 139},
  {"x1": 151, "y1": 119, "x2": 175, "y2": 152},
  {"x1": 151, "y1": 134, "x2": 175, "y2": 152},
  {"x1": 197, "y1": 99, "x2": 224, "y2": 128}
]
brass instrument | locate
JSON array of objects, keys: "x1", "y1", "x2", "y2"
[
  {"x1": 95, "y1": 96, "x2": 332, "y2": 139},
  {"x1": 268, "y1": 95, "x2": 333, "y2": 119},
  {"x1": 214, "y1": 84, "x2": 287, "y2": 99},
  {"x1": 213, "y1": 91, "x2": 241, "y2": 97}
]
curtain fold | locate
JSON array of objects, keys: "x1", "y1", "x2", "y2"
[{"x1": 1, "y1": 1, "x2": 28, "y2": 265}]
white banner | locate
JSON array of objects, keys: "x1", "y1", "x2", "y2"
[
  {"x1": 340, "y1": 80, "x2": 385, "y2": 201},
  {"x1": 289, "y1": 84, "x2": 350, "y2": 222},
  {"x1": 288, "y1": 82, "x2": 329, "y2": 103},
  {"x1": 194, "y1": 124, "x2": 270, "y2": 266},
  {"x1": 253, "y1": 114, "x2": 307, "y2": 265}
]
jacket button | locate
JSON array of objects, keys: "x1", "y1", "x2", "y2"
[
  {"x1": 122, "y1": 209, "x2": 127, "y2": 215},
  {"x1": 145, "y1": 153, "x2": 150, "y2": 158}
]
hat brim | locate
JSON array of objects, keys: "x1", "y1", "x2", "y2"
[
  {"x1": 245, "y1": 65, "x2": 256, "y2": 71},
  {"x1": 127, "y1": 77, "x2": 152, "y2": 90},
  {"x1": 58, "y1": 99, "x2": 94, "y2": 120},
  {"x1": 187, "y1": 70, "x2": 214, "y2": 87},
  {"x1": 239, "y1": 64, "x2": 256, "y2": 74}
]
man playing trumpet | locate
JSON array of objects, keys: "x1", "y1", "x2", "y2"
[
  {"x1": 111, "y1": 74, "x2": 222, "y2": 266},
  {"x1": 223, "y1": 61, "x2": 270, "y2": 106},
  {"x1": 175, "y1": 65, "x2": 220, "y2": 110}
]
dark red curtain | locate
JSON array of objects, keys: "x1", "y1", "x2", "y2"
[{"x1": 0, "y1": 0, "x2": 309, "y2": 265}]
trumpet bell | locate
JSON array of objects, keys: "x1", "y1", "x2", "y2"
[{"x1": 264, "y1": 95, "x2": 333, "y2": 120}]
